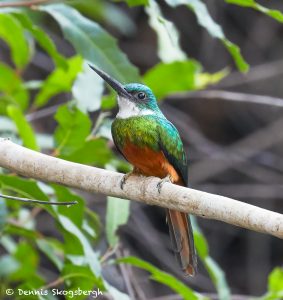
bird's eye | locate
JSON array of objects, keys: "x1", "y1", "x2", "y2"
[{"x1": 137, "y1": 92, "x2": 146, "y2": 100}]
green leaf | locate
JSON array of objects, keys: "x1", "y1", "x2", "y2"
[
  {"x1": 7, "y1": 105, "x2": 39, "y2": 151},
  {"x1": 0, "y1": 63, "x2": 29, "y2": 114},
  {"x1": 61, "y1": 138, "x2": 113, "y2": 166},
  {"x1": 203, "y1": 257, "x2": 230, "y2": 300},
  {"x1": 11, "y1": 241, "x2": 39, "y2": 280},
  {"x1": 195, "y1": 68, "x2": 229, "y2": 89},
  {"x1": 34, "y1": 55, "x2": 83, "y2": 107},
  {"x1": 226, "y1": 0, "x2": 283, "y2": 23},
  {"x1": 117, "y1": 256, "x2": 202, "y2": 300},
  {"x1": 41, "y1": 3, "x2": 140, "y2": 82},
  {"x1": 37, "y1": 238, "x2": 64, "y2": 271},
  {"x1": 192, "y1": 217, "x2": 231, "y2": 300},
  {"x1": 61, "y1": 264, "x2": 104, "y2": 300},
  {"x1": 72, "y1": 61, "x2": 104, "y2": 113},
  {"x1": 119, "y1": 0, "x2": 149, "y2": 7},
  {"x1": 13, "y1": 12, "x2": 67, "y2": 68},
  {"x1": 143, "y1": 60, "x2": 200, "y2": 99},
  {"x1": 0, "y1": 13, "x2": 30, "y2": 68},
  {"x1": 57, "y1": 215, "x2": 101, "y2": 277},
  {"x1": 0, "y1": 198, "x2": 7, "y2": 232},
  {"x1": 263, "y1": 267, "x2": 283, "y2": 299},
  {"x1": 0, "y1": 255, "x2": 19, "y2": 277},
  {"x1": 52, "y1": 184, "x2": 85, "y2": 228},
  {"x1": 70, "y1": 0, "x2": 135, "y2": 36},
  {"x1": 164, "y1": 0, "x2": 249, "y2": 72},
  {"x1": 54, "y1": 104, "x2": 91, "y2": 156},
  {"x1": 106, "y1": 196, "x2": 130, "y2": 247},
  {"x1": 0, "y1": 175, "x2": 49, "y2": 207},
  {"x1": 104, "y1": 281, "x2": 130, "y2": 300},
  {"x1": 145, "y1": 0, "x2": 186, "y2": 63},
  {"x1": 268, "y1": 267, "x2": 283, "y2": 292}
]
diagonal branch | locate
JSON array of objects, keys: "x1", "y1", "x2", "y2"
[{"x1": 0, "y1": 138, "x2": 282, "y2": 239}]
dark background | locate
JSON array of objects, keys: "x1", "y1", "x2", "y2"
[{"x1": 1, "y1": 1, "x2": 283, "y2": 299}]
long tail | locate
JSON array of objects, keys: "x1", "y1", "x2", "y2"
[{"x1": 166, "y1": 209, "x2": 197, "y2": 276}]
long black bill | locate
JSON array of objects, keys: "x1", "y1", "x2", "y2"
[{"x1": 89, "y1": 64, "x2": 133, "y2": 99}]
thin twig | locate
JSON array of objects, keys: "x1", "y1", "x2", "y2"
[
  {"x1": 100, "y1": 244, "x2": 119, "y2": 265},
  {"x1": 168, "y1": 90, "x2": 283, "y2": 108},
  {"x1": 0, "y1": 193, "x2": 77, "y2": 206},
  {"x1": 116, "y1": 247, "x2": 137, "y2": 300},
  {"x1": 164, "y1": 104, "x2": 283, "y2": 183},
  {"x1": 26, "y1": 104, "x2": 61, "y2": 122},
  {"x1": 0, "y1": 0, "x2": 51, "y2": 8},
  {"x1": 189, "y1": 117, "x2": 283, "y2": 183}
]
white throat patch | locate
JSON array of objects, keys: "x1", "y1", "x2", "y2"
[{"x1": 116, "y1": 96, "x2": 154, "y2": 119}]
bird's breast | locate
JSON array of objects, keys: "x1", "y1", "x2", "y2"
[{"x1": 122, "y1": 140, "x2": 181, "y2": 183}]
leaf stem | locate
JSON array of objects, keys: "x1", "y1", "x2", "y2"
[
  {"x1": 0, "y1": 193, "x2": 77, "y2": 206},
  {"x1": 0, "y1": 0, "x2": 51, "y2": 8}
]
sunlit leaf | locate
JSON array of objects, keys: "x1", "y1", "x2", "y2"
[
  {"x1": 104, "y1": 281, "x2": 130, "y2": 300},
  {"x1": 143, "y1": 60, "x2": 200, "y2": 99},
  {"x1": 7, "y1": 105, "x2": 39, "y2": 151},
  {"x1": 37, "y1": 238, "x2": 64, "y2": 271},
  {"x1": 72, "y1": 61, "x2": 104, "y2": 113},
  {"x1": 0, "y1": 13, "x2": 30, "y2": 68},
  {"x1": 41, "y1": 4, "x2": 140, "y2": 82},
  {"x1": 145, "y1": 0, "x2": 186, "y2": 63},
  {"x1": 195, "y1": 69, "x2": 229, "y2": 89},
  {"x1": 164, "y1": 0, "x2": 249, "y2": 72},
  {"x1": 57, "y1": 215, "x2": 101, "y2": 277},
  {"x1": 34, "y1": 55, "x2": 83, "y2": 107},
  {"x1": 226, "y1": 0, "x2": 283, "y2": 23},
  {"x1": 268, "y1": 267, "x2": 283, "y2": 292},
  {"x1": 106, "y1": 196, "x2": 130, "y2": 247}
]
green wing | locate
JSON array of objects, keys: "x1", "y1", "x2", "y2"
[{"x1": 157, "y1": 117, "x2": 188, "y2": 186}]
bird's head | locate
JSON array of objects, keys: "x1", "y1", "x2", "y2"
[{"x1": 89, "y1": 65, "x2": 162, "y2": 119}]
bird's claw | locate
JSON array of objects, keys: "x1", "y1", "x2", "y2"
[
  {"x1": 157, "y1": 175, "x2": 172, "y2": 194},
  {"x1": 120, "y1": 172, "x2": 133, "y2": 190}
]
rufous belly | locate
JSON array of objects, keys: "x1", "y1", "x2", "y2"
[{"x1": 122, "y1": 140, "x2": 182, "y2": 184}]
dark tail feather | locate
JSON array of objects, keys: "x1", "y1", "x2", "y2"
[{"x1": 166, "y1": 209, "x2": 197, "y2": 276}]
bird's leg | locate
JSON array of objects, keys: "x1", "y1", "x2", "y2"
[
  {"x1": 120, "y1": 167, "x2": 139, "y2": 190},
  {"x1": 157, "y1": 174, "x2": 172, "y2": 193}
]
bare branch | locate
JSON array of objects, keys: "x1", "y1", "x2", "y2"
[
  {"x1": 0, "y1": 0, "x2": 51, "y2": 8},
  {"x1": 0, "y1": 138, "x2": 282, "y2": 239},
  {"x1": 169, "y1": 90, "x2": 283, "y2": 108}
]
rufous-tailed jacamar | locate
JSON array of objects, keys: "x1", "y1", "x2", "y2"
[{"x1": 90, "y1": 65, "x2": 197, "y2": 276}]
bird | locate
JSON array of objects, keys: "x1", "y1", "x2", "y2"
[{"x1": 89, "y1": 65, "x2": 197, "y2": 276}]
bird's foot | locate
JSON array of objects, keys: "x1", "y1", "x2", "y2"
[
  {"x1": 157, "y1": 175, "x2": 172, "y2": 194},
  {"x1": 120, "y1": 171, "x2": 134, "y2": 190}
]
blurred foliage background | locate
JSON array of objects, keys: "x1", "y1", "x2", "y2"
[{"x1": 0, "y1": 0, "x2": 283, "y2": 299}]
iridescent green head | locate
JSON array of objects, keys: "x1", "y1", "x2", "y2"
[{"x1": 89, "y1": 65, "x2": 163, "y2": 119}]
